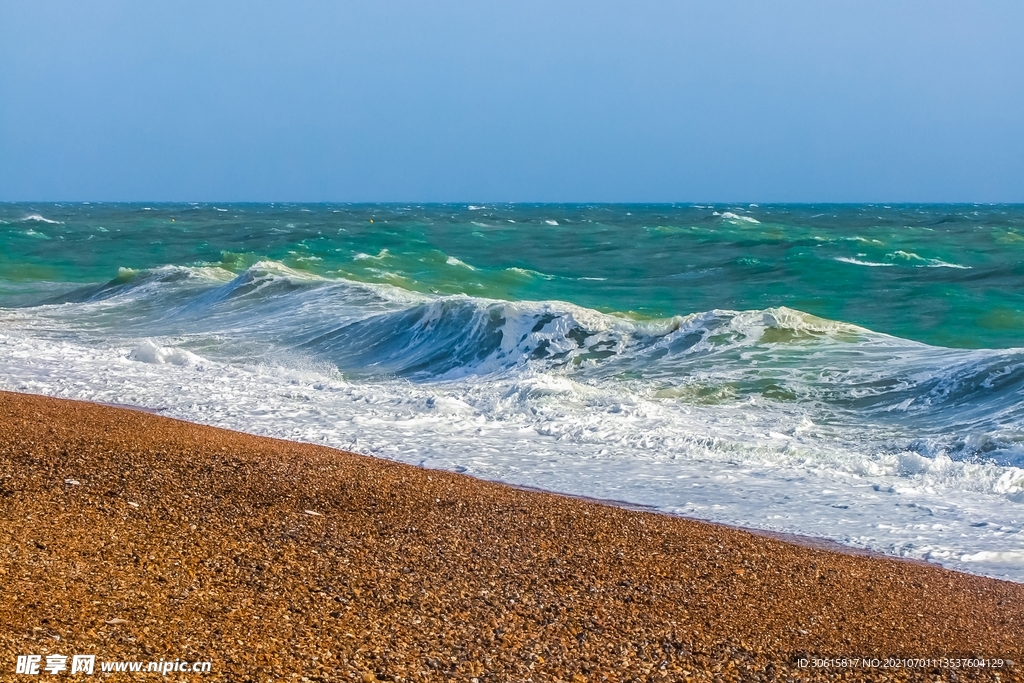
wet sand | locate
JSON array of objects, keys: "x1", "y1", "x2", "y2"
[{"x1": 1, "y1": 391, "x2": 1022, "y2": 681}]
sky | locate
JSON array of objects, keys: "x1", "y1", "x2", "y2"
[{"x1": 1, "y1": 1, "x2": 1023, "y2": 203}]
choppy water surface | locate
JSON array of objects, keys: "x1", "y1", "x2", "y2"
[{"x1": 3, "y1": 203, "x2": 1024, "y2": 579}]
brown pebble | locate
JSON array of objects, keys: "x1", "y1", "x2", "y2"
[{"x1": 1, "y1": 391, "x2": 1022, "y2": 682}]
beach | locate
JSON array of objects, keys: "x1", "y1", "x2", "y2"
[
  {"x1": 2, "y1": 391, "x2": 1022, "y2": 681},
  {"x1": 6, "y1": 204, "x2": 1024, "y2": 581}
]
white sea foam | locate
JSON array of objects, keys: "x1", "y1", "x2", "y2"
[
  {"x1": 505, "y1": 267, "x2": 555, "y2": 280},
  {"x1": 446, "y1": 256, "x2": 475, "y2": 270},
  {"x1": 721, "y1": 212, "x2": 760, "y2": 224},
  {"x1": 353, "y1": 249, "x2": 390, "y2": 261},
  {"x1": 889, "y1": 250, "x2": 971, "y2": 269},
  {"x1": 927, "y1": 262, "x2": 971, "y2": 269},
  {"x1": 128, "y1": 339, "x2": 206, "y2": 366},
  {"x1": 960, "y1": 551, "x2": 1024, "y2": 564},
  {"x1": 835, "y1": 257, "x2": 894, "y2": 267},
  {"x1": 21, "y1": 214, "x2": 62, "y2": 224}
]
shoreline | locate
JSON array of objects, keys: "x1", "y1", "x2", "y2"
[
  {"x1": 2, "y1": 390, "x2": 1023, "y2": 681},
  {"x1": 85, "y1": 395, "x2": 939, "y2": 573}
]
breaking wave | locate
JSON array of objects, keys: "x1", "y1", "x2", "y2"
[{"x1": 6, "y1": 258, "x2": 1024, "y2": 580}]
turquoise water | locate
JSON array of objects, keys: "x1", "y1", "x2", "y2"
[
  {"x1": 3, "y1": 203, "x2": 1024, "y2": 348},
  {"x1": 4, "y1": 203, "x2": 1024, "y2": 579}
]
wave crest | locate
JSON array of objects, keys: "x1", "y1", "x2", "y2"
[{"x1": 21, "y1": 214, "x2": 62, "y2": 224}]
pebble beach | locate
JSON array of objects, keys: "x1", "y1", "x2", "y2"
[{"x1": 2, "y1": 391, "x2": 1023, "y2": 682}]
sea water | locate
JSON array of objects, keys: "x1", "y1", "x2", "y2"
[{"x1": 3, "y1": 203, "x2": 1024, "y2": 579}]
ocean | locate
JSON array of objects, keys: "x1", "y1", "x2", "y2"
[{"x1": 3, "y1": 202, "x2": 1024, "y2": 579}]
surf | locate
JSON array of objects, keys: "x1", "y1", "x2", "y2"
[{"x1": 5, "y1": 203, "x2": 1024, "y2": 579}]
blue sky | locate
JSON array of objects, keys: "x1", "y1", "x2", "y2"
[{"x1": 1, "y1": 1, "x2": 1022, "y2": 202}]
